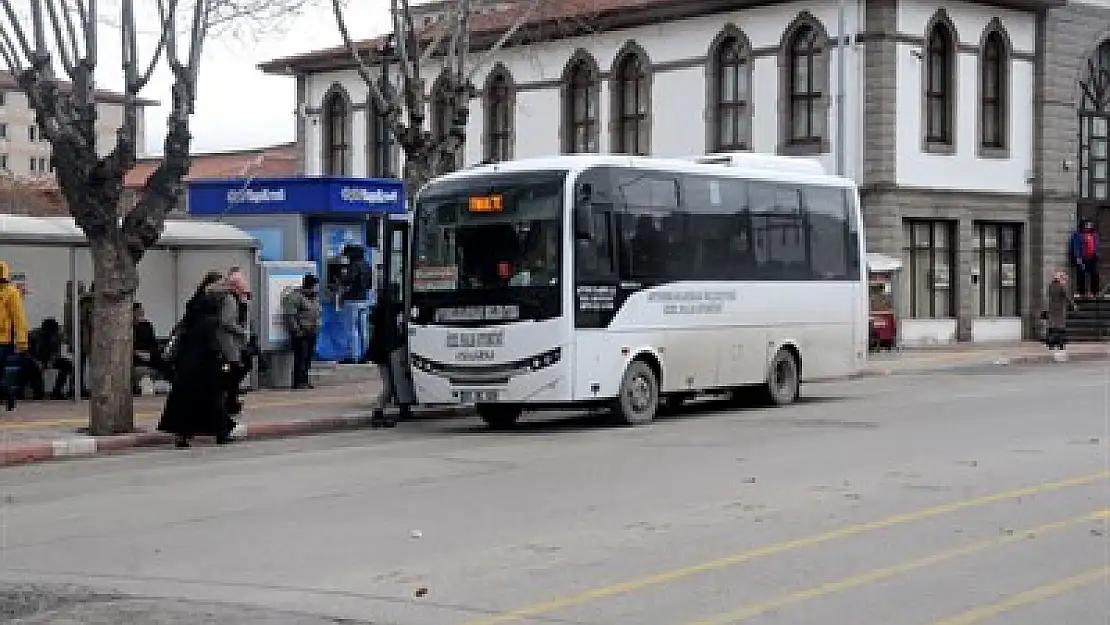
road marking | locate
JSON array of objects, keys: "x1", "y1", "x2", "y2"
[
  {"x1": 0, "y1": 395, "x2": 355, "y2": 431},
  {"x1": 927, "y1": 565, "x2": 1110, "y2": 625},
  {"x1": 680, "y1": 509, "x2": 1110, "y2": 625},
  {"x1": 460, "y1": 470, "x2": 1110, "y2": 625}
]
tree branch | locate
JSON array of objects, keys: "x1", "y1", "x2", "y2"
[
  {"x1": 464, "y1": 0, "x2": 544, "y2": 83},
  {"x1": 85, "y1": 0, "x2": 96, "y2": 65},
  {"x1": 0, "y1": 0, "x2": 36, "y2": 62},
  {"x1": 121, "y1": 116, "x2": 191, "y2": 263},
  {"x1": 59, "y1": 0, "x2": 83, "y2": 65},
  {"x1": 391, "y1": 0, "x2": 417, "y2": 94},
  {"x1": 136, "y1": 0, "x2": 172, "y2": 91},
  {"x1": 44, "y1": 0, "x2": 76, "y2": 77},
  {"x1": 0, "y1": 22, "x2": 23, "y2": 70}
]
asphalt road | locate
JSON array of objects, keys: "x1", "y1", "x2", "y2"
[{"x1": 1, "y1": 361, "x2": 1109, "y2": 624}]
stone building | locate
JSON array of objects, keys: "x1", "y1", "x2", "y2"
[{"x1": 259, "y1": 0, "x2": 1110, "y2": 345}]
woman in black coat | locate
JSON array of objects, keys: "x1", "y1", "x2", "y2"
[{"x1": 158, "y1": 272, "x2": 236, "y2": 448}]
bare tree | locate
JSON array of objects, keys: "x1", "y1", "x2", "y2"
[
  {"x1": 330, "y1": 0, "x2": 553, "y2": 198},
  {"x1": 0, "y1": 0, "x2": 317, "y2": 435}
]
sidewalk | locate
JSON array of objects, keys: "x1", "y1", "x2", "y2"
[
  {"x1": 2, "y1": 341, "x2": 1108, "y2": 467},
  {"x1": 861, "y1": 341, "x2": 1110, "y2": 376}
]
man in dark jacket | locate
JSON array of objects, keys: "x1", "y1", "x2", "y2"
[
  {"x1": 339, "y1": 244, "x2": 373, "y2": 364},
  {"x1": 1068, "y1": 221, "x2": 1100, "y2": 297},
  {"x1": 133, "y1": 303, "x2": 171, "y2": 391},
  {"x1": 367, "y1": 284, "x2": 412, "y2": 428},
  {"x1": 284, "y1": 274, "x2": 322, "y2": 389},
  {"x1": 20, "y1": 318, "x2": 73, "y2": 400}
]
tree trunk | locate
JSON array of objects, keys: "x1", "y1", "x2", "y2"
[
  {"x1": 87, "y1": 236, "x2": 138, "y2": 436},
  {"x1": 404, "y1": 150, "x2": 434, "y2": 203}
]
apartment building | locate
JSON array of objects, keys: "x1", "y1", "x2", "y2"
[{"x1": 0, "y1": 71, "x2": 153, "y2": 182}]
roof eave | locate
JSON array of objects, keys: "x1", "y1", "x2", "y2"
[{"x1": 259, "y1": 0, "x2": 1064, "y2": 75}]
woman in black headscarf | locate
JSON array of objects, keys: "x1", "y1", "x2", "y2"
[{"x1": 158, "y1": 271, "x2": 237, "y2": 448}]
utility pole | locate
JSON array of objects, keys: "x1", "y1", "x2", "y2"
[{"x1": 836, "y1": 0, "x2": 848, "y2": 177}]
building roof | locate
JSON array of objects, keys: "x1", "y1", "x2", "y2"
[
  {"x1": 258, "y1": 0, "x2": 1065, "y2": 75},
  {"x1": 0, "y1": 71, "x2": 159, "y2": 106},
  {"x1": 259, "y1": 0, "x2": 676, "y2": 74},
  {"x1": 0, "y1": 176, "x2": 70, "y2": 217},
  {"x1": 124, "y1": 142, "x2": 298, "y2": 189},
  {"x1": 0, "y1": 214, "x2": 258, "y2": 248}
]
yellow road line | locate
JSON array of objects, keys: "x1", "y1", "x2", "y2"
[
  {"x1": 461, "y1": 470, "x2": 1110, "y2": 625},
  {"x1": 681, "y1": 509, "x2": 1110, "y2": 625},
  {"x1": 0, "y1": 395, "x2": 356, "y2": 431},
  {"x1": 928, "y1": 565, "x2": 1110, "y2": 625}
]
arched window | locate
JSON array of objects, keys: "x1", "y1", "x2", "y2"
[
  {"x1": 787, "y1": 25, "x2": 822, "y2": 145},
  {"x1": 431, "y1": 75, "x2": 460, "y2": 173},
  {"x1": 712, "y1": 34, "x2": 751, "y2": 151},
  {"x1": 980, "y1": 30, "x2": 1007, "y2": 150},
  {"x1": 322, "y1": 88, "x2": 351, "y2": 176},
  {"x1": 484, "y1": 68, "x2": 514, "y2": 162},
  {"x1": 925, "y1": 21, "x2": 955, "y2": 146},
  {"x1": 612, "y1": 51, "x2": 650, "y2": 155},
  {"x1": 563, "y1": 55, "x2": 599, "y2": 153}
]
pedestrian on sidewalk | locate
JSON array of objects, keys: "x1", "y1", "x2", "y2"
[
  {"x1": 158, "y1": 271, "x2": 237, "y2": 448},
  {"x1": 283, "y1": 274, "x2": 322, "y2": 390},
  {"x1": 1045, "y1": 270, "x2": 1075, "y2": 351},
  {"x1": 0, "y1": 260, "x2": 29, "y2": 411},
  {"x1": 1068, "y1": 221, "x2": 1100, "y2": 297},
  {"x1": 223, "y1": 269, "x2": 252, "y2": 414},
  {"x1": 367, "y1": 285, "x2": 409, "y2": 428}
]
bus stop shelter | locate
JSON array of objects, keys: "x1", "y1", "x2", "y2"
[{"x1": 0, "y1": 215, "x2": 259, "y2": 397}]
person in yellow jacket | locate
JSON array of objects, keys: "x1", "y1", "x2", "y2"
[{"x1": 0, "y1": 260, "x2": 29, "y2": 353}]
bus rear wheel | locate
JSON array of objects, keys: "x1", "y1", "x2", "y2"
[
  {"x1": 477, "y1": 404, "x2": 522, "y2": 429},
  {"x1": 763, "y1": 348, "x2": 800, "y2": 406},
  {"x1": 613, "y1": 359, "x2": 659, "y2": 426}
]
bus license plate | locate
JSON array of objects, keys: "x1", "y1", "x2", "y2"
[{"x1": 457, "y1": 389, "x2": 499, "y2": 404}]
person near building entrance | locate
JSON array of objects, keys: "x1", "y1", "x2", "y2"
[
  {"x1": 338, "y1": 244, "x2": 373, "y2": 364},
  {"x1": 1045, "y1": 270, "x2": 1075, "y2": 351},
  {"x1": 283, "y1": 274, "x2": 322, "y2": 390},
  {"x1": 1069, "y1": 221, "x2": 1100, "y2": 297}
]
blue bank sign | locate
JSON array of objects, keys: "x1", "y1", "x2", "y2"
[{"x1": 187, "y1": 177, "x2": 406, "y2": 216}]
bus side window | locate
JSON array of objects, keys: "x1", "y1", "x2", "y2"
[
  {"x1": 804, "y1": 186, "x2": 852, "y2": 280},
  {"x1": 575, "y1": 170, "x2": 616, "y2": 280},
  {"x1": 576, "y1": 207, "x2": 615, "y2": 278}
]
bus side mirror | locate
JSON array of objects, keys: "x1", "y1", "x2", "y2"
[{"x1": 574, "y1": 204, "x2": 592, "y2": 240}]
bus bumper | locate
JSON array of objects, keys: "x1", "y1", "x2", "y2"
[{"x1": 410, "y1": 358, "x2": 572, "y2": 406}]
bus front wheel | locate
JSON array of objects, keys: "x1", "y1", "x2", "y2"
[
  {"x1": 477, "y1": 404, "x2": 522, "y2": 429},
  {"x1": 763, "y1": 348, "x2": 800, "y2": 406},
  {"x1": 613, "y1": 359, "x2": 660, "y2": 426}
]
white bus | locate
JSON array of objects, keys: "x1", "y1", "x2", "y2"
[{"x1": 407, "y1": 154, "x2": 867, "y2": 428}]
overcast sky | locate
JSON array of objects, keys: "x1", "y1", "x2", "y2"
[{"x1": 94, "y1": 2, "x2": 392, "y2": 156}]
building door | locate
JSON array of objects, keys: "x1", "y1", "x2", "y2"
[{"x1": 1078, "y1": 45, "x2": 1110, "y2": 286}]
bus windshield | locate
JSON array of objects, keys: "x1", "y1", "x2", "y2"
[{"x1": 412, "y1": 171, "x2": 566, "y2": 294}]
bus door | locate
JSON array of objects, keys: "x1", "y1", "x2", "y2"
[{"x1": 382, "y1": 214, "x2": 415, "y2": 406}]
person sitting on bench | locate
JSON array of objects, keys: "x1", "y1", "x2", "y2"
[
  {"x1": 133, "y1": 302, "x2": 170, "y2": 393},
  {"x1": 20, "y1": 318, "x2": 73, "y2": 400}
]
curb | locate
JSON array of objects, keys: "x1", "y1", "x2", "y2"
[
  {"x1": 0, "y1": 405, "x2": 473, "y2": 469},
  {"x1": 857, "y1": 348, "x2": 1110, "y2": 378}
]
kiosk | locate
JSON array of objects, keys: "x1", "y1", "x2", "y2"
[{"x1": 187, "y1": 177, "x2": 407, "y2": 363}]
